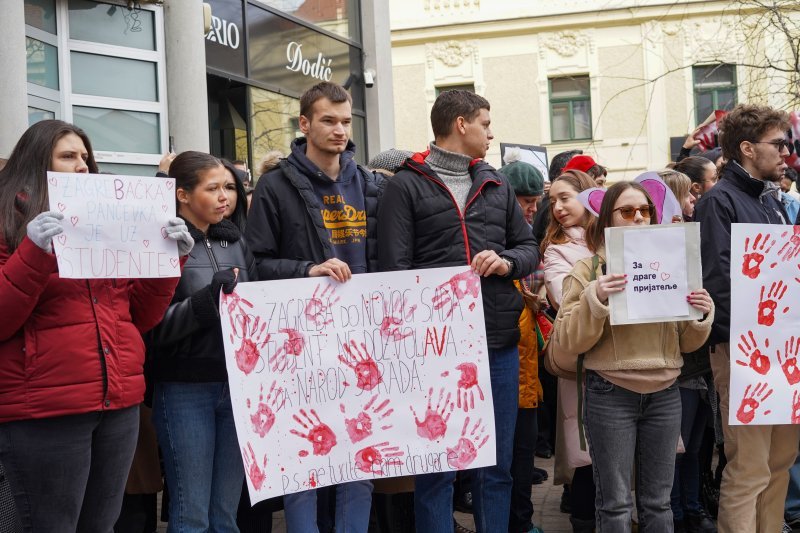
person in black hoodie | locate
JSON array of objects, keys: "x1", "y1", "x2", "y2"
[
  {"x1": 148, "y1": 151, "x2": 257, "y2": 531},
  {"x1": 245, "y1": 82, "x2": 378, "y2": 533},
  {"x1": 694, "y1": 104, "x2": 798, "y2": 533},
  {"x1": 377, "y1": 89, "x2": 539, "y2": 533}
]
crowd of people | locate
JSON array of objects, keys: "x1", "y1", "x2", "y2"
[{"x1": 0, "y1": 80, "x2": 798, "y2": 533}]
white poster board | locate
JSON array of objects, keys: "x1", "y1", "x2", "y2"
[
  {"x1": 500, "y1": 143, "x2": 549, "y2": 181},
  {"x1": 605, "y1": 223, "x2": 702, "y2": 325},
  {"x1": 46, "y1": 172, "x2": 180, "y2": 278},
  {"x1": 220, "y1": 267, "x2": 497, "y2": 502},
  {"x1": 729, "y1": 223, "x2": 800, "y2": 425}
]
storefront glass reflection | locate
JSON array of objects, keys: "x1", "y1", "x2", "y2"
[
  {"x1": 254, "y1": 0, "x2": 360, "y2": 42},
  {"x1": 249, "y1": 87, "x2": 300, "y2": 178}
]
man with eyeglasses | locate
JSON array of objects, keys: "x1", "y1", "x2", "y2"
[{"x1": 695, "y1": 104, "x2": 798, "y2": 533}]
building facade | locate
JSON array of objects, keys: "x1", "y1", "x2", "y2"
[
  {"x1": 4, "y1": 0, "x2": 394, "y2": 176},
  {"x1": 390, "y1": 0, "x2": 799, "y2": 179}
]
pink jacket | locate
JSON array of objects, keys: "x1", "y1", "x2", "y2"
[{"x1": 543, "y1": 226, "x2": 592, "y2": 309}]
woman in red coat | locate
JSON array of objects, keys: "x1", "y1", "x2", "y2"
[{"x1": 0, "y1": 120, "x2": 193, "y2": 532}]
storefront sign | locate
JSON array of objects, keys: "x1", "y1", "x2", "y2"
[
  {"x1": 286, "y1": 41, "x2": 333, "y2": 82},
  {"x1": 205, "y1": 0, "x2": 246, "y2": 77},
  {"x1": 207, "y1": 14, "x2": 241, "y2": 50}
]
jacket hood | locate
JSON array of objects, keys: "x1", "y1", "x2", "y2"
[{"x1": 288, "y1": 137, "x2": 357, "y2": 182}]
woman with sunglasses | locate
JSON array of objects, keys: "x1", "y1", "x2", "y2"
[{"x1": 553, "y1": 181, "x2": 714, "y2": 532}]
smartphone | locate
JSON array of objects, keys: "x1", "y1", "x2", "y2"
[{"x1": 168, "y1": 136, "x2": 175, "y2": 153}]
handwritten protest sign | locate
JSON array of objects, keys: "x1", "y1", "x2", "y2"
[
  {"x1": 47, "y1": 172, "x2": 180, "y2": 278},
  {"x1": 605, "y1": 223, "x2": 702, "y2": 325},
  {"x1": 219, "y1": 267, "x2": 496, "y2": 502},
  {"x1": 730, "y1": 224, "x2": 800, "y2": 425}
]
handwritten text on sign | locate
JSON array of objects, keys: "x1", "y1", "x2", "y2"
[
  {"x1": 220, "y1": 267, "x2": 496, "y2": 502},
  {"x1": 730, "y1": 224, "x2": 800, "y2": 425},
  {"x1": 47, "y1": 172, "x2": 180, "y2": 278}
]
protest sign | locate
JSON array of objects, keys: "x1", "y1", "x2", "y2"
[
  {"x1": 500, "y1": 143, "x2": 549, "y2": 181},
  {"x1": 47, "y1": 172, "x2": 180, "y2": 278},
  {"x1": 730, "y1": 223, "x2": 800, "y2": 425},
  {"x1": 219, "y1": 266, "x2": 496, "y2": 502},
  {"x1": 605, "y1": 223, "x2": 702, "y2": 325}
]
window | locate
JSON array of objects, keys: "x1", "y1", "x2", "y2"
[
  {"x1": 549, "y1": 76, "x2": 592, "y2": 142},
  {"x1": 435, "y1": 84, "x2": 475, "y2": 97},
  {"x1": 693, "y1": 64, "x2": 737, "y2": 124},
  {"x1": 24, "y1": 0, "x2": 167, "y2": 173}
]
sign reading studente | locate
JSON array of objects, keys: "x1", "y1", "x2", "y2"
[
  {"x1": 220, "y1": 267, "x2": 496, "y2": 503},
  {"x1": 47, "y1": 172, "x2": 180, "y2": 279},
  {"x1": 730, "y1": 223, "x2": 800, "y2": 425},
  {"x1": 605, "y1": 223, "x2": 702, "y2": 325}
]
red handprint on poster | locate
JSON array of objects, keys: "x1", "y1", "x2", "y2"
[
  {"x1": 354, "y1": 442, "x2": 404, "y2": 474},
  {"x1": 410, "y1": 387, "x2": 455, "y2": 441},
  {"x1": 757, "y1": 280, "x2": 789, "y2": 326},
  {"x1": 222, "y1": 291, "x2": 255, "y2": 337},
  {"x1": 338, "y1": 340, "x2": 382, "y2": 391},
  {"x1": 290, "y1": 409, "x2": 337, "y2": 456},
  {"x1": 735, "y1": 331, "x2": 771, "y2": 375},
  {"x1": 778, "y1": 227, "x2": 800, "y2": 262},
  {"x1": 741, "y1": 233, "x2": 775, "y2": 279},
  {"x1": 268, "y1": 328, "x2": 306, "y2": 373},
  {"x1": 304, "y1": 283, "x2": 339, "y2": 327},
  {"x1": 235, "y1": 315, "x2": 270, "y2": 375},
  {"x1": 792, "y1": 390, "x2": 800, "y2": 425},
  {"x1": 432, "y1": 270, "x2": 481, "y2": 320},
  {"x1": 340, "y1": 394, "x2": 394, "y2": 444},
  {"x1": 777, "y1": 336, "x2": 800, "y2": 386},
  {"x1": 454, "y1": 362, "x2": 486, "y2": 412},
  {"x1": 248, "y1": 381, "x2": 284, "y2": 438},
  {"x1": 379, "y1": 296, "x2": 416, "y2": 341},
  {"x1": 242, "y1": 442, "x2": 267, "y2": 490},
  {"x1": 736, "y1": 382, "x2": 773, "y2": 424},
  {"x1": 446, "y1": 416, "x2": 489, "y2": 469}
]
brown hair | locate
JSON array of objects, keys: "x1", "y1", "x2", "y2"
[
  {"x1": 430, "y1": 90, "x2": 490, "y2": 139},
  {"x1": 541, "y1": 169, "x2": 596, "y2": 254},
  {"x1": 169, "y1": 151, "x2": 223, "y2": 215},
  {"x1": 719, "y1": 104, "x2": 790, "y2": 163},
  {"x1": 585, "y1": 181, "x2": 654, "y2": 253},
  {"x1": 674, "y1": 156, "x2": 715, "y2": 185},
  {"x1": 299, "y1": 82, "x2": 352, "y2": 119}
]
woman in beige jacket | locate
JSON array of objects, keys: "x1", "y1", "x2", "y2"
[{"x1": 555, "y1": 181, "x2": 714, "y2": 533}]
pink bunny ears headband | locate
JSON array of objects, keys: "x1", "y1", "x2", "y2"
[{"x1": 576, "y1": 172, "x2": 683, "y2": 224}]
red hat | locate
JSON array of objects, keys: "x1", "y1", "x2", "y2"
[{"x1": 561, "y1": 154, "x2": 598, "y2": 174}]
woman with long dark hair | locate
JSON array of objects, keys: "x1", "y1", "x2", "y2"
[{"x1": 0, "y1": 120, "x2": 191, "y2": 531}]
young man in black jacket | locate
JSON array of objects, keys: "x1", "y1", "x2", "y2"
[
  {"x1": 245, "y1": 81, "x2": 377, "y2": 533},
  {"x1": 377, "y1": 89, "x2": 539, "y2": 533},
  {"x1": 694, "y1": 103, "x2": 798, "y2": 533}
]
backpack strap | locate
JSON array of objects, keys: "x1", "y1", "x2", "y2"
[{"x1": 577, "y1": 253, "x2": 600, "y2": 452}]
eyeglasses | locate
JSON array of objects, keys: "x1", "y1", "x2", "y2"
[
  {"x1": 752, "y1": 139, "x2": 794, "y2": 155},
  {"x1": 613, "y1": 205, "x2": 653, "y2": 220}
]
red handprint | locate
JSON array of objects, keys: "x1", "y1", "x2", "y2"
[
  {"x1": 354, "y1": 442, "x2": 404, "y2": 475},
  {"x1": 338, "y1": 340, "x2": 382, "y2": 391},
  {"x1": 410, "y1": 387, "x2": 455, "y2": 441},
  {"x1": 249, "y1": 380, "x2": 285, "y2": 438},
  {"x1": 379, "y1": 296, "x2": 416, "y2": 341},
  {"x1": 222, "y1": 290, "x2": 255, "y2": 337},
  {"x1": 446, "y1": 416, "x2": 490, "y2": 469},
  {"x1": 290, "y1": 409, "x2": 337, "y2": 456},
  {"x1": 242, "y1": 442, "x2": 267, "y2": 490},
  {"x1": 777, "y1": 336, "x2": 800, "y2": 386},
  {"x1": 432, "y1": 270, "x2": 481, "y2": 320},
  {"x1": 757, "y1": 280, "x2": 788, "y2": 326},
  {"x1": 735, "y1": 382, "x2": 773, "y2": 424},
  {"x1": 455, "y1": 362, "x2": 486, "y2": 412},
  {"x1": 735, "y1": 331, "x2": 771, "y2": 375},
  {"x1": 741, "y1": 233, "x2": 775, "y2": 279},
  {"x1": 793, "y1": 390, "x2": 800, "y2": 425},
  {"x1": 304, "y1": 283, "x2": 339, "y2": 328},
  {"x1": 235, "y1": 315, "x2": 269, "y2": 375},
  {"x1": 340, "y1": 394, "x2": 394, "y2": 444},
  {"x1": 268, "y1": 328, "x2": 306, "y2": 373},
  {"x1": 778, "y1": 227, "x2": 800, "y2": 262}
]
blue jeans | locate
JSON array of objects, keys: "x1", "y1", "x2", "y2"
[
  {"x1": 786, "y1": 454, "x2": 800, "y2": 522},
  {"x1": 283, "y1": 480, "x2": 373, "y2": 532},
  {"x1": 0, "y1": 405, "x2": 138, "y2": 532},
  {"x1": 584, "y1": 372, "x2": 681, "y2": 533},
  {"x1": 414, "y1": 345, "x2": 520, "y2": 533},
  {"x1": 152, "y1": 382, "x2": 244, "y2": 533},
  {"x1": 671, "y1": 386, "x2": 709, "y2": 520}
]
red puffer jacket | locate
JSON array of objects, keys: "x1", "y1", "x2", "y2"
[{"x1": 0, "y1": 236, "x2": 180, "y2": 422}]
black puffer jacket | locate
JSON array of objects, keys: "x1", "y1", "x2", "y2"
[
  {"x1": 695, "y1": 160, "x2": 789, "y2": 345},
  {"x1": 246, "y1": 138, "x2": 382, "y2": 280},
  {"x1": 147, "y1": 218, "x2": 257, "y2": 382},
  {"x1": 377, "y1": 151, "x2": 540, "y2": 349}
]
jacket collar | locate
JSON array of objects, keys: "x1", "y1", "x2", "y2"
[
  {"x1": 181, "y1": 217, "x2": 241, "y2": 244},
  {"x1": 403, "y1": 150, "x2": 500, "y2": 188},
  {"x1": 722, "y1": 160, "x2": 767, "y2": 198}
]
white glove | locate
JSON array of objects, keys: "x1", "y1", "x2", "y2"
[
  {"x1": 26, "y1": 211, "x2": 64, "y2": 253},
  {"x1": 165, "y1": 217, "x2": 194, "y2": 256}
]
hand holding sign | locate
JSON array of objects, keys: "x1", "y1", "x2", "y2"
[{"x1": 26, "y1": 211, "x2": 64, "y2": 252}]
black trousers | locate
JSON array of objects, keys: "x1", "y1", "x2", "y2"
[{"x1": 509, "y1": 407, "x2": 538, "y2": 532}]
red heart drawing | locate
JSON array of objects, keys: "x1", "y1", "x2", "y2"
[
  {"x1": 160, "y1": 227, "x2": 168, "y2": 239},
  {"x1": 57, "y1": 203, "x2": 66, "y2": 212},
  {"x1": 48, "y1": 176, "x2": 57, "y2": 186},
  {"x1": 57, "y1": 234, "x2": 67, "y2": 245},
  {"x1": 70, "y1": 216, "x2": 79, "y2": 226},
  {"x1": 162, "y1": 204, "x2": 168, "y2": 213},
  {"x1": 169, "y1": 257, "x2": 179, "y2": 268},
  {"x1": 661, "y1": 272, "x2": 671, "y2": 281},
  {"x1": 650, "y1": 261, "x2": 660, "y2": 271},
  {"x1": 143, "y1": 240, "x2": 150, "y2": 248},
  {"x1": 166, "y1": 181, "x2": 174, "y2": 190}
]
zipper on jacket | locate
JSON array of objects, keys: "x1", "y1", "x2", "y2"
[
  {"x1": 204, "y1": 237, "x2": 220, "y2": 273},
  {"x1": 89, "y1": 282, "x2": 110, "y2": 408}
]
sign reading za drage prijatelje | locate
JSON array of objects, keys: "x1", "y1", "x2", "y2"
[
  {"x1": 220, "y1": 267, "x2": 497, "y2": 503},
  {"x1": 46, "y1": 172, "x2": 180, "y2": 279}
]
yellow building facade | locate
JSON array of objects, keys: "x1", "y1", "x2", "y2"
[{"x1": 390, "y1": 0, "x2": 798, "y2": 179}]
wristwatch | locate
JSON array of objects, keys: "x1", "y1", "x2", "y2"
[{"x1": 501, "y1": 256, "x2": 515, "y2": 277}]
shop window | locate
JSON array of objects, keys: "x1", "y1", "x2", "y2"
[
  {"x1": 549, "y1": 76, "x2": 592, "y2": 142},
  {"x1": 435, "y1": 84, "x2": 475, "y2": 96},
  {"x1": 25, "y1": 0, "x2": 167, "y2": 171},
  {"x1": 693, "y1": 64, "x2": 737, "y2": 124},
  {"x1": 255, "y1": 0, "x2": 361, "y2": 42},
  {"x1": 249, "y1": 86, "x2": 301, "y2": 176}
]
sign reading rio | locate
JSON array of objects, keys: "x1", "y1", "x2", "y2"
[{"x1": 286, "y1": 42, "x2": 333, "y2": 82}]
